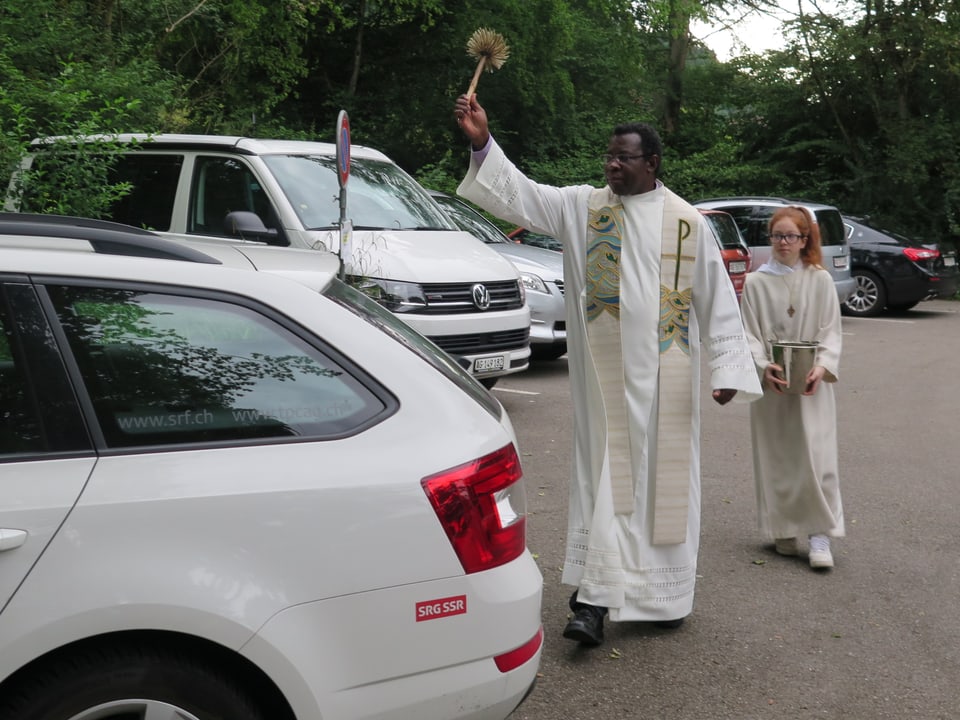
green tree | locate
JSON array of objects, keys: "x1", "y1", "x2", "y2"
[{"x1": 727, "y1": 0, "x2": 960, "y2": 244}]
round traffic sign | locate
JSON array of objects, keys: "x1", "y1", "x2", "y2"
[{"x1": 336, "y1": 110, "x2": 351, "y2": 188}]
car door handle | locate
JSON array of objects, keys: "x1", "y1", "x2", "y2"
[{"x1": 0, "y1": 529, "x2": 27, "y2": 551}]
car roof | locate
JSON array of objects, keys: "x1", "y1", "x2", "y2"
[
  {"x1": 695, "y1": 196, "x2": 838, "y2": 211},
  {"x1": 29, "y1": 133, "x2": 392, "y2": 162},
  {"x1": 698, "y1": 208, "x2": 731, "y2": 217},
  {"x1": 0, "y1": 213, "x2": 340, "y2": 292},
  {"x1": 0, "y1": 213, "x2": 221, "y2": 264}
]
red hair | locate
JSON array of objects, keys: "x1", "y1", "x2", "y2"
[{"x1": 769, "y1": 206, "x2": 823, "y2": 267}]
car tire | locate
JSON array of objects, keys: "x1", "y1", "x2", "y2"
[
  {"x1": 531, "y1": 343, "x2": 568, "y2": 361},
  {"x1": 843, "y1": 270, "x2": 886, "y2": 317},
  {"x1": 0, "y1": 645, "x2": 270, "y2": 720}
]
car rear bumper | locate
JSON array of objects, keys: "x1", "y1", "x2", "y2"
[
  {"x1": 833, "y1": 276, "x2": 857, "y2": 303},
  {"x1": 928, "y1": 272, "x2": 959, "y2": 299},
  {"x1": 244, "y1": 553, "x2": 544, "y2": 720},
  {"x1": 884, "y1": 265, "x2": 960, "y2": 305}
]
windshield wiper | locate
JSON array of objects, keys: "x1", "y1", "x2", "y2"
[{"x1": 320, "y1": 224, "x2": 453, "y2": 231}]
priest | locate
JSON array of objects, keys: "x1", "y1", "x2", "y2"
[{"x1": 454, "y1": 93, "x2": 763, "y2": 646}]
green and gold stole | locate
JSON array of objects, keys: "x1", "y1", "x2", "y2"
[{"x1": 585, "y1": 187, "x2": 699, "y2": 544}]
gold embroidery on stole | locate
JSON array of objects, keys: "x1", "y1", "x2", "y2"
[{"x1": 584, "y1": 189, "x2": 699, "y2": 544}]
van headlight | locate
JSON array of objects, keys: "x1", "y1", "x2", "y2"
[{"x1": 352, "y1": 278, "x2": 427, "y2": 312}]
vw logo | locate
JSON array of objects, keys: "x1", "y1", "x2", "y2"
[{"x1": 471, "y1": 283, "x2": 491, "y2": 310}]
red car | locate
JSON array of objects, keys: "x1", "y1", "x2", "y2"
[{"x1": 699, "y1": 208, "x2": 752, "y2": 299}]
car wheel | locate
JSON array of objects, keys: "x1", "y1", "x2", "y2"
[
  {"x1": 0, "y1": 645, "x2": 270, "y2": 720},
  {"x1": 531, "y1": 343, "x2": 567, "y2": 361},
  {"x1": 479, "y1": 377, "x2": 499, "y2": 389},
  {"x1": 842, "y1": 270, "x2": 886, "y2": 317}
]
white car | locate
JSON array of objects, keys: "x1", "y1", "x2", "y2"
[
  {"x1": 8, "y1": 134, "x2": 532, "y2": 386},
  {"x1": 430, "y1": 191, "x2": 567, "y2": 361},
  {"x1": 0, "y1": 214, "x2": 543, "y2": 720}
]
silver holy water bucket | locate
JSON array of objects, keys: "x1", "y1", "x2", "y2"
[{"x1": 771, "y1": 341, "x2": 818, "y2": 394}]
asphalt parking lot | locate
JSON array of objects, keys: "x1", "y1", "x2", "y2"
[{"x1": 496, "y1": 299, "x2": 959, "y2": 720}]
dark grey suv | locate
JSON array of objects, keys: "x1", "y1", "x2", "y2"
[{"x1": 694, "y1": 197, "x2": 855, "y2": 303}]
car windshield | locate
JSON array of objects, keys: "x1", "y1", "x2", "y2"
[
  {"x1": 849, "y1": 217, "x2": 921, "y2": 246},
  {"x1": 323, "y1": 277, "x2": 502, "y2": 420},
  {"x1": 263, "y1": 155, "x2": 457, "y2": 233},
  {"x1": 433, "y1": 195, "x2": 508, "y2": 244}
]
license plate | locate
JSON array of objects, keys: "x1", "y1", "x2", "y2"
[
  {"x1": 729, "y1": 261, "x2": 747, "y2": 274},
  {"x1": 833, "y1": 255, "x2": 849, "y2": 269},
  {"x1": 945, "y1": 256, "x2": 956, "y2": 267},
  {"x1": 474, "y1": 355, "x2": 505, "y2": 373}
]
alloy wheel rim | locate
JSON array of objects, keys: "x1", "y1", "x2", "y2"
[
  {"x1": 846, "y1": 276, "x2": 879, "y2": 313},
  {"x1": 67, "y1": 700, "x2": 201, "y2": 720}
]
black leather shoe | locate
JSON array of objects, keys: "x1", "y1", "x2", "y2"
[
  {"x1": 563, "y1": 605, "x2": 606, "y2": 646},
  {"x1": 654, "y1": 617, "x2": 685, "y2": 629}
]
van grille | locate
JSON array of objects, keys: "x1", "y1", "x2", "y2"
[
  {"x1": 431, "y1": 328, "x2": 530, "y2": 356},
  {"x1": 420, "y1": 280, "x2": 523, "y2": 315}
]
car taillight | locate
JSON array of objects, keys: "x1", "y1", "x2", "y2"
[
  {"x1": 904, "y1": 247, "x2": 938, "y2": 262},
  {"x1": 422, "y1": 443, "x2": 527, "y2": 574}
]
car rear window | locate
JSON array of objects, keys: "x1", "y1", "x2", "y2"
[
  {"x1": 711, "y1": 204, "x2": 845, "y2": 248},
  {"x1": 323, "y1": 278, "x2": 503, "y2": 421},
  {"x1": 703, "y1": 213, "x2": 746, "y2": 250},
  {"x1": 814, "y1": 209, "x2": 845, "y2": 247},
  {"x1": 47, "y1": 284, "x2": 390, "y2": 448}
]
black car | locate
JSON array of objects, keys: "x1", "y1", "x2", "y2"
[{"x1": 842, "y1": 216, "x2": 959, "y2": 316}]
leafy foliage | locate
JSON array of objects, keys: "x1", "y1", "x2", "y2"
[{"x1": 0, "y1": 0, "x2": 959, "y2": 266}]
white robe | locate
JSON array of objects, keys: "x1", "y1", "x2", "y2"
[
  {"x1": 739, "y1": 265, "x2": 844, "y2": 541},
  {"x1": 459, "y1": 140, "x2": 762, "y2": 621}
]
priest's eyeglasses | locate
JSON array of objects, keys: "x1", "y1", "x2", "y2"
[
  {"x1": 768, "y1": 232, "x2": 805, "y2": 244},
  {"x1": 602, "y1": 153, "x2": 649, "y2": 165}
]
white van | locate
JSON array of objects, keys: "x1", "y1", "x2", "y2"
[{"x1": 8, "y1": 134, "x2": 531, "y2": 386}]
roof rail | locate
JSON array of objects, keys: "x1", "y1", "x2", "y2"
[
  {"x1": 697, "y1": 196, "x2": 793, "y2": 203},
  {"x1": 0, "y1": 213, "x2": 221, "y2": 264},
  {"x1": 696, "y1": 196, "x2": 833, "y2": 207}
]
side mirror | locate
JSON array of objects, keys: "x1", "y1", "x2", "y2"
[{"x1": 224, "y1": 211, "x2": 279, "y2": 243}]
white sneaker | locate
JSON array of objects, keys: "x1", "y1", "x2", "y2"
[
  {"x1": 808, "y1": 534, "x2": 834, "y2": 569},
  {"x1": 774, "y1": 537, "x2": 798, "y2": 556}
]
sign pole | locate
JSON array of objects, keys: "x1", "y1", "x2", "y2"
[{"x1": 335, "y1": 110, "x2": 351, "y2": 281}]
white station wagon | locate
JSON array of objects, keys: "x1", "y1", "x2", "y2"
[{"x1": 0, "y1": 214, "x2": 543, "y2": 720}]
